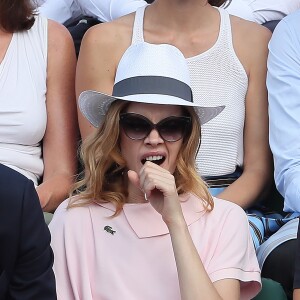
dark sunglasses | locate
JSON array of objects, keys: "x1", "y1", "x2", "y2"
[{"x1": 119, "y1": 113, "x2": 191, "y2": 142}]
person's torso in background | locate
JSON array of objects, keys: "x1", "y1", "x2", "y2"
[
  {"x1": 224, "y1": 0, "x2": 300, "y2": 24},
  {"x1": 0, "y1": 16, "x2": 48, "y2": 185}
]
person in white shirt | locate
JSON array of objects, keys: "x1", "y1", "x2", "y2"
[
  {"x1": 254, "y1": 9, "x2": 300, "y2": 300},
  {"x1": 36, "y1": 0, "x2": 148, "y2": 57},
  {"x1": 224, "y1": 0, "x2": 300, "y2": 24},
  {"x1": 37, "y1": 0, "x2": 147, "y2": 24},
  {"x1": 268, "y1": 10, "x2": 300, "y2": 213}
]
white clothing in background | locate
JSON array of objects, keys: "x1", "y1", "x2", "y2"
[
  {"x1": 256, "y1": 9, "x2": 300, "y2": 268},
  {"x1": 0, "y1": 16, "x2": 48, "y2": 185},
  {"x1": 38, "y1": 0, "x2": 147, "y2": 24},
  {"x1": 224, "y1": 0, "x2": 300, "y2": 24},
  {"x1": 268, "y1": 10, "x2": 300, "y2": 213}
]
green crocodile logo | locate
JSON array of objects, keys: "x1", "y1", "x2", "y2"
[{"x1": 104, "y1": 226, "x2": 116, "y2": 235}]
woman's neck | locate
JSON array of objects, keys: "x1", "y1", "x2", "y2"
[
  {"x1": 148, "y1": 0, "x2": 216, "y2": 31},
  {"x1": 143, "y1": 2, "x2": 221, "y2": 58}
]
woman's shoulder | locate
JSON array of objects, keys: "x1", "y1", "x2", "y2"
[
  {"x1": 22, "y1": 15, "x2": 48, "y2": 43},
  {"x1": 213, "y1": 196, "x2": 245, "y2": 212},
  {"x1": 187, "y1": 194, "x2": 250, "y2": 242},
  {"x1": 82, "y1": 13, "x2": 134, "y2": 52},
  {"x1": 47, "y1": 19, "x2": 74, "y2": 46},
  {"x1": 230, "y1": 14, "x2": 271, "y2": 40},
  {"x1": 46, "y1": 18, "x2": 76, "y2": 73},
  {"x1": 187, "y1": 193, "x2": 247, "y2": 222},
  {"x1": 50, "y1": 197, "x2": 95, "y2": 229},
  {"x1": 53, "y1": 196, "x2": 114, "y2": 219},
  {"x1": 54, "y1": 196, "x2": 96, "y2": 214},
  {"x1": 77, "y1": 14, "x2": 134, "y2": 88},
  {"x1": 229, "y1": 15, "x2": 271, "y2": 73},
  {"x1": 32, "y1": 15, "x2": 69, "y2": 39},
  {"x1": 50, "y1": 197, "x2": 117, "y2": 236},
  {"x1": 231, "y1": 15, "x2": 271, "y2": 51},
  {"x1": 211, "y1": 196, "x2": 248, "y2": 224}
]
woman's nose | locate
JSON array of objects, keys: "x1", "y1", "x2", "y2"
[{"x1": 144, "y1": 128, "x2": 164, "y2": 145}]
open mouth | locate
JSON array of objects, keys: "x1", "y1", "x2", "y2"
[{"x1": 141, "y1": 155, "x2": 166, "y2": 166}]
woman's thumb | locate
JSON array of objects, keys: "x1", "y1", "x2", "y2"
[{"x1": 127, "y1": 170, "x2": 140, "y2": 188}]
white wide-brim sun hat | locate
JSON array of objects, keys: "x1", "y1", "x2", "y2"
[{"x1": 79, "y1": 42, "x2": 225, "y2": 127}]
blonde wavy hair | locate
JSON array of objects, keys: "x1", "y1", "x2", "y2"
[{"x1": 69, "y1": 100, "x2": 214, "y2": 215}]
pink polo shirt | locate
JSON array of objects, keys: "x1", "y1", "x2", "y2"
[{"x1": 49, "y1": 193, "x2": 261, "y2": 300}]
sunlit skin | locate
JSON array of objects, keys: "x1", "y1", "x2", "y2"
[{"x1": 294, "y1": 289, "x2": 300, "y2": 300}]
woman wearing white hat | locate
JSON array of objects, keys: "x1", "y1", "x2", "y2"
[
  {"x1": 76, "y1": 0, "x2": 272, "y2": 214},
  {"x1": 76, "y1": 0, "x2": 278, "y2": 295},
  {"x1": 50, "y1": 43, "x2": 261, "y2": 300}
]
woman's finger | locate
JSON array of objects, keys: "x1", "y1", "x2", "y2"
[{"x1": 127, "y1": 170, "x2": 140, "y2": 189}]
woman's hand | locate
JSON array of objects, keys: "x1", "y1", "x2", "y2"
[
  {"x1": 129, "y1": 164, "x2": 239, "y2": 300},
  {"x1": 127, "y1": 161, "x2": 184, "y2": 225}
]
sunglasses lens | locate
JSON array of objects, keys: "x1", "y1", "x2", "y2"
[
  {"x1": 120, "y1": 113, "x2": 191, "y2": 142},
  {"x1": 120, "y1": 115, "x2": 150, "y2": 140},
  {"x1": 158, "y1": 118, "x2": 189, "y2": 142}
]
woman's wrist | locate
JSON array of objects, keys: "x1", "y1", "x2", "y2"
[{"x1": 165, "y1": 215, "x2": 188, "y2": 233}]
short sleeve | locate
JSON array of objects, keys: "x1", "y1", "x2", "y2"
[
  {"x1": 49, "y1": 200, "x2": 76, "y2": 299},
  {"x1": 209, "y1": 205, "x2": 261, "y2": 300},
  {"x1": 49, "y1": 200, "x2": 96, "y2": 300}
]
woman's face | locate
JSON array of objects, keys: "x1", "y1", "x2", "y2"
[{"x1": 120, "y1": 103, "x2": 185, "y2": 175}]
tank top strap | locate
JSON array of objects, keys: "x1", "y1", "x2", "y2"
[
  {"x1": 216, "y1": 7, "x2": 235, "y2": 53},
  {"x1": 131, "y1": 5, "x2": 146, "y2": 45},
  {"x1": 34, "y1": 15, "x2": 48, "y2": 62}
]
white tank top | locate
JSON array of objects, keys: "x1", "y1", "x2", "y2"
[
  {"x1": 0, "y1": 15, "x2": 48, "y2": 185},
  {"x1": 132, "y1": 6, "x2": 248, "y2": 177}
]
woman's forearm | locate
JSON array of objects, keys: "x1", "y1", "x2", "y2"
[
  {"x1": 37, "y1": 172, "x2": 75, "y2": 212},
  {"x1": 217, "y1": 167, "x2": 272, "y2": 209},
  {"x1": 167, "y1": 220, "x2": 236, "y2": 300}
]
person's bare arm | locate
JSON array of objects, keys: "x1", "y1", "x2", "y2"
[
  {"x1": 169, "y1": 222, "x2": 240, "y2": 300},
  {"x1": 37, "y1": 20, "x2": 78, "y2": 212},
  {"x1": 217, "y1": 21, "x2": 273, "y2": 209},
  {"x1": 76, "y1": 19, "x2": 132, "y2": 139}
]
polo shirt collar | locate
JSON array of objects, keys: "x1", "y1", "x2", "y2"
[{"x1": 98, "y1": 193, "x2": 206, "y2": 238}]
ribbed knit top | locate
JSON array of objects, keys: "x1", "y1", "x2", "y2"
[{"x1": 132, "y1": 6, "x2": 248, "y2": 177}]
